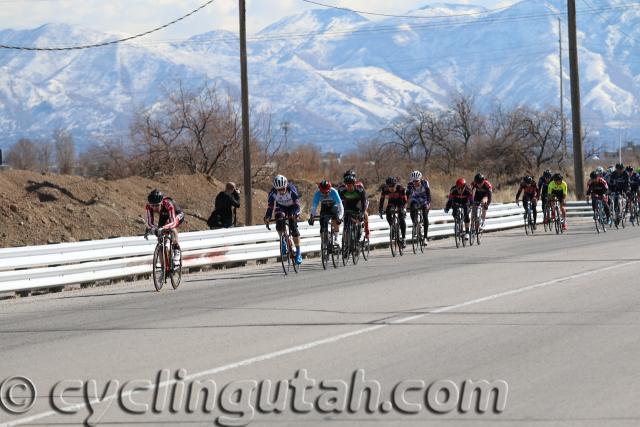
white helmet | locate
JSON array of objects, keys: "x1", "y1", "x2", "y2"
[
  {"x1": 273, "y1": 174, "x2": 288, "y2": 190},
  {"x1": 410, "y1": 170, "x2": 422, "y2": 181}
]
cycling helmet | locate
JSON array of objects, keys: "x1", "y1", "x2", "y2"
[
  {"x1": 590, "y1": 171, "x2": 597, "y2": 180},
  {"x1": 344, "y1": 174, "x2": 356, "y2": 184},
  {"x1": 318, "y1": 179, "x2": 332, "y2": 192},
  {"x1": 615, "y1": 163, "x2": 624, "y2": 170},
  {"x1": 385, "y1": 176, "x2": 397, "y2": 186},
  {"x1": 147, "y1": 189, "x2": 163, "y2": 205},
  {"x1": 625, "y1": 166, "x2": 634, "y2": 173},
  {"x1": 474, "y1": 173, "x2": 484, "y2": 183},
  {"x1": 608, "y1": 166, "x2": 615, "y2": 173},
  {"x1": 523, "y1": 175, "x2": 533, "y2": 184},
  {"x1": 543, "y1": 169, "x2": 552, "y2": 178},
  {"x1": 343, "y1": 169, "x2": 356, "y2": 179},
  {"x1": 553, "y1": 173, "x2": 563, "y2": 181},
  {"x1": 410, "y1": 170, "x2": 422, "y2": 181},
  {"x1": 273, "y1": 174, "x2": 288, "y2": 190},
  {"x1": 456, "y1": 178, "x2": 466, "y2": 188},
  {"x1": 595, "y1": 166, "x2": 604, "y2": 175}
]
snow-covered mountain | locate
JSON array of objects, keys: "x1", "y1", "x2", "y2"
[{"x1": 0, "y1": 0, "x2": 638, "y2": 151}]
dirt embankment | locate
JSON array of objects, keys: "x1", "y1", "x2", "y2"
[{"x1": 0, "y1": 170, "x2": 275, "y2": 247}]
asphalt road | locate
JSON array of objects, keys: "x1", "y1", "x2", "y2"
[{"x1": 1, "y1": 220, "x2": 640, "y2": 426}]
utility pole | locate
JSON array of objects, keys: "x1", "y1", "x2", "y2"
[
  {"x1": 567, "y1": 0, "x2": 584, "y2": 196},
  {"x1": 558, "y1": 18, "x2": 566, "y2": 159},
  {"x1": 239, "y1": 0, "x2": 252, "y2": 225}
]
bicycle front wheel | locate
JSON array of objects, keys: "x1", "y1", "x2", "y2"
[
  {"x1": 170, "y1": 250, "x2": 182, "y2": 289},
  {"x1": 280, "y1": 234, "x2": 289, "y2": 275},
  {"x1": 390, "y1": 225, "x2": 398, "y2": 257},
  {"x1": 152, "y1": 244, "x2": 165, "y2": 291},
  {"x1": 321, "y1": 230, "x2": 328, "y2": 270},
  {"x1": 454, "y1": 218, "x2": 461, "y2": 248}
]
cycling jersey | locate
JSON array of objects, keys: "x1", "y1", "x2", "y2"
[
  {"x1": 265, "y1": 183, "x2": 301, "y2": 219},
  {"x1": 628, "y1": 172, "x2": 640, "y2": 191},
  {"x1": 516, "y1": 181, "x2": 539, "y2": 200},
  {"x1": 471, "y1": 179, "x2": 493, "y2": 204},
  {"x1": 547, "y1": 181, "x2": 568, "y2": 197},
  {"x1": 338, "y1": 184, "x2": 367, "y2": 213},
  {"x1": 406, "y1": 179, "x2": 431, "y2": 204},
  {"x1": 609, "y1": 171, "x2": 629, "y2": 193},
  {"x1": 538, "y1": 176, "x2": 550, "y2": 199},
  {"x1": 379, "y1": 184, "x2": 407, "y2": 211},
  {"x1": 587, "y1": 177, "x2": 608, "y2": 195},
  {"x1": 146, "y1": 197, "x2": 184, "y2": 230},
  {"x1": 310, "y1": 187, "x2": 344, "y2": 219},
  {"x1": 446, "y1": 185, "x2": 473, "y2": 209}
]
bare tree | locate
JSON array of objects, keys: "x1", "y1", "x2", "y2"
[
  {"x1": 54, "y1": 129, "x2": 76, "y2": 175},
  {"x1": 523, "y1": 108, "x2": 563, "y2": 169},
  {"x1": 448, "y1": 92, "x2": 483, "y2": 166},
  {"x1": 7, "y1": 138, "x2": 38, "y2": 171},
  {"x1": 37, "y1": 141, "x2": 53, "y2": 173}
]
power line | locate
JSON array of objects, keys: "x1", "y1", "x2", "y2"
[
  {"x1": 580, "y1": 0, "x2": 640, "y2": 44},
  {"x1": 300, "y1": 0, "x2": 513, "y2": 19},
  {"x1": 0, "y1": 0, "x2": 217, "y2": 50}
]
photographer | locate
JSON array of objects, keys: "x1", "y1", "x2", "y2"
[{"x1": 207, "y1": 182, "x2": 240, "y2": 229}]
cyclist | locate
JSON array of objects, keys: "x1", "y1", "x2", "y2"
[
  {"x1": 264, "y1": 175, "x2": 303, "y2": 265},
  {"x1": 626, "y1": 166, "x2": 639, "y2": 221},
  {"x1": 379, "y1": 176, "x2": 408, "y2": 248},
  {"x1": 547, "y1": 173, "x2": 568, "y2": 231},
  {"x1": 595, "y1": 166, "x2": 605, "y2": 177},
  {"x1": 516, "y1": 175, "x2": 540, "y2": 228},
  {"x1": 406, "y1": 170, "x2": 431, "y2": 244},
  {"x1": 338, "y1": 173, "x2": 368, "y2": 240},
  {"x1": 470, "y1": 173, "x2": 493, "y2": 229},
  {"x1": 603, "y1": 166, "x2": 615, "y2": 184},
  {"x1": 145, "y1": 189, "x2": 185, "y2": 267},
  {"x1": 309, "y1": 180, "x2": 344, "y2": 246},
  {"x1": 445, "y1": 178, "x2": 473, "y2": 240},
  {"x1": 338, "y1": 170, "x2": 370, "y2": 239},
  {"x1": 538, "y1": 170, "x2": 552, "y2": 223},
  {"x1": 586, "y1": 170, "x2": 611, "y2": 223},
  {"x1": 608, "y1": 163, "x2": 629, "y2": 226}
]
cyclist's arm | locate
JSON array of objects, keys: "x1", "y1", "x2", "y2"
[
  {"x1": 562, "y1": 182, "x2": 568, "y2": 197},
  {"x1": 378, "y1": 190, "x2": 386, "y2": 212},
  {"x1": 515, "y1": 185, "x2": 523, "y2": 201},
  {"x1": 162, "y1": 200, "x2": 180, "y2": 229},
  {"x1": 330, "y1": 188, "x2": 344, "y2": 220},
  {"x1": 145, "y1": 205, "x2": 155, "y2": 228},
  {"x1": 265, "y1": 191, "x2": 276, "y2": 219},
  {"x1": 310, "y1": 190, "x2": 321, "y2": 217}
]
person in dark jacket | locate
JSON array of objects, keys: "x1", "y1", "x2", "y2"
[{"x1": 208, "y1": 182, "x2": 240, "y2": 229}]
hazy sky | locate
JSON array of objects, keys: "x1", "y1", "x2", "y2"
[{"x1": 0, "y1": 0, "x2": 519, "y2": 41}]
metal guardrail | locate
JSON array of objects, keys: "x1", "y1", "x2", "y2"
[{"x1": 0, "y1": 202, "x2": 591, "y2": 295}]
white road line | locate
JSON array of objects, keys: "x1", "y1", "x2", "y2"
[{"x1": 4, "y1": 259, "x2": 639, "y2": 426}]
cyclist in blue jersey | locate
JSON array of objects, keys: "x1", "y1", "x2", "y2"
[{"x1": 308, "y1": 180, "x2": 344, "y2": 244}]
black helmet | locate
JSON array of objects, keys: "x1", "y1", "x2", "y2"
[
  {"x1": 543, "y1": 170, "x2": 552, "y2": 178},
  {"x1": 615, "y1": 163, "x2": 624, "y2": 170},
  {"x1": 474, "y1": 173, "x2": 484, "y2": 183},
  {"x1": 385, "y1": 176, "x2": 397, "y2": 186},
  {"x1": 148, "y1": 189, "x2": 163, "y2": 204},
  {"x1": 344, "y1": 174, "x2": 356, "y2": 184},
  {"x1": 625, "y1": 166, "x2": 634, "y2": 173},
  {"x1": 590, "y1": 171, "x2": 597, "y2": 180},
  {"x1": 343, "y1": 169, "x2": 356, "y2": 179},
  {"x1": 523, "y1": 175, "x2": 533, "y2": 184},
  {"x1": 553, "y1": 173, "x2": 563, "y2": 181}
]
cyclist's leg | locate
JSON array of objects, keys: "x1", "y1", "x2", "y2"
[
  {"x1": 409, "y1": 200, "x2": 418, "y2": 225},
  {"x1": 602, "y1": 195, "x2": 611, "y2": 219},
  {"x1": 363, "y1": 211, "x2": 370, "y2": 238},
  {"x1": 385, "y1": 205, "x2": 394, "y2": 227},
  {"x1": 463, "y1": 204, "x2": 471, "y2": 234},
  {"x1": 481, "y1": 196, "x2": 489, "y2": 224},
  {"x1": 398, "y1": 207, "x2": 407, "y2": 240},
  {"x1": 422, "y1": 203, "x2": 429, "y2": 238}
]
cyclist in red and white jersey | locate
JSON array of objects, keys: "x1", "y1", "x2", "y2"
[
  {"x1": 471, "y1": 173, "x2": 493, "y2": 229},
  {"x1": 145, "y1": 189, "x2": 185, "y2": 263}
]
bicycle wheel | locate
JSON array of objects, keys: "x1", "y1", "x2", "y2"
[
  {"x1": 412, "y1": 223, "x2": 418, "y2": 254},
  {"x1": 418, "y1": 224, "x2": 425, "y2": 253},
  {"x1": 454, "y1": 216, "x2": 461, "y2": 249},
  {"x1": 152, "y1": 244, "x2": 165, "y2": 291},
  {"x1": 351, "y1": 226, "x2": 360, "y2": 265},
  {"x1": 289, "y1": 235, "x2": 299, "y2": 274},
  {"x1": 469, "y1": 218, "x2": 476, "y2": 247},
  {"x1": 170, "y1": 249, "x2": 182, "y2": 289},
  {"x1": 524, "y1": 209, "x2": 530, "y2": 236},
  {"x1": 280, "y1": 234, "x2": 289, "y2": 275},
  {"x1": 361, "y1": 235, "x2": 370, "y2": 260},
  {"x1": 331, "y1": 233, "x2": 339, "y2": 268},
  {"x1": 397, "y1": 224, "x2": 404, "y2": 256},
  {"x1": 341, "y1": 225, "x2": 350, "y2": 266},
  {"x1": 390, "y1": 220, "x2": 398, "y2": 257},
  {"x1": 320, "y1": 229, "x2": 328, "y2": 270},
  {"x1": 594, "y1": 203, "x2": 601, "y2": 234}
]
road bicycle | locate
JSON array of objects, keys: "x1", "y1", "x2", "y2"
[
  {"x1": 385, "y1": 207, "x2": 404, "y2": 257},
  {"x1": 410, "y1": 207, "x2": 426, "y2": 254},
  {"x1": 266, "y1": 218, "x2": 299, "y2": 275},
  {"x1": 623, "y1": 192, "x2": 639, "y2": 227},
  {"x1": 542, "y1": 198, "x2": 553, "y2": 233},
  {"x1": 590, "y1": 195, "x2": 608, "y2": 234},
  {"x1": 609, "y1": 191, "x2": 625, "y2": 229},
  {"x1": 452, "y1": 204, "x2": 467, "y2": 248},
  {"x1": 549, "y1": 197, "x2": 564, "y2": 234},
  {"x1": 145, "y1": 228, "x2": 182, "y2": 291},
  {"x1": 522, "y1": 198, "x2": 535, "y2": 235},
  {"x1": 342, "y1": 211, "x2": 362, "y2": 265},
  {"x1": 311, "y1": 214, "x2": 340, "y2": 270},
  {"x1": 469, "y1": 202, "x2": 483, "y2": 246}
]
